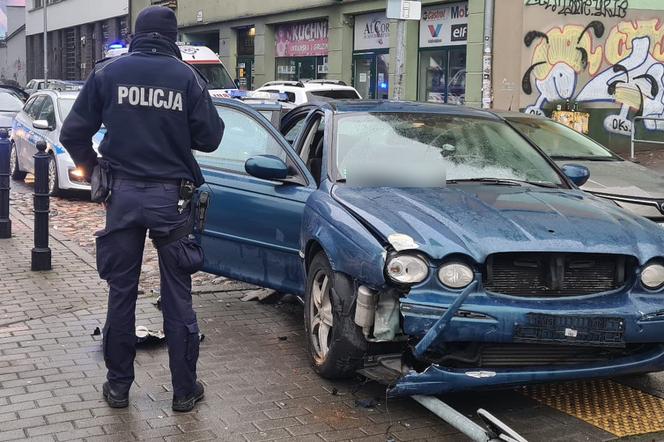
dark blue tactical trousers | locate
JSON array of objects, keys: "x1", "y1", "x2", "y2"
[{"x1": 96, "y1": 178, "x2": 201, "y2": 398}]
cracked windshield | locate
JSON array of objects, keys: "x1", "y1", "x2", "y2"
[{"x1": 335, "y1": 113, "x2": 563, "y2": 187}]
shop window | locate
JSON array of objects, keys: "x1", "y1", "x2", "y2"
[
  {"x1": 275, "y1": 57, "x2": 327, "y2": 82},
  {"x1": 418, "y1": 47, "x2": 466, "y2": 104}
]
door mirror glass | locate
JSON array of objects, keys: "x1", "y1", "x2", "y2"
[
  {"x1": 245, "y1": 155, "x2": 289, "y2": 181},
  {"x1": 562, "y1": 164, "x2": 590, "y2": 187},
  {"x1": 33, "y1": 119, "x2": 52, "y2": 131}
]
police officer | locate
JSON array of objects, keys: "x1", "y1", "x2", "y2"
[{"x1": 60, "y1": 6, "x2": 223, "y2": 412}]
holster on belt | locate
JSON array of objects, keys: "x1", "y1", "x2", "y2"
[
  {"x1": 91, "y1": 158, "x2": 112, "y2": 203},
  {"x1": 152, "y1": 189, "x2": 210, "y2": 249}
]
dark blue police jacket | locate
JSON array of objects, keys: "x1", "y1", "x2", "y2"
[{"x1": 60, "y1": 34, "x2": 224, "y2": 187}]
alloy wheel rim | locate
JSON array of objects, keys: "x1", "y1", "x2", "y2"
[
  {"x1": 48, "y1": 157, "x2": 57, "y2": 194},
  {"x1": 309, "y1": 270, "x2": 333, "y2": 364},
  {"x1": 9, "y1": 145, "x2": 17, "y2": 176}
]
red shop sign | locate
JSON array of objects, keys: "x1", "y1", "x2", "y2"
[{"x1": 275, "y1": 20, "x2": 329, "y2": 57}]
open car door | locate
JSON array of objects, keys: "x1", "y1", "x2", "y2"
[{"x1": 194, "y1": 99, "x2": 316, "y2": 296}]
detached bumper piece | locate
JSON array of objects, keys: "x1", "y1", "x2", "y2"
[{"x1": 388, "y1": 344, "x2": 664, "y2": 397}]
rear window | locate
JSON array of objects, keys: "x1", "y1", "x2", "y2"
[
  {"x1": 306, "y1": 89, "x2": 360, "y2": 101},
  {"x1": 260, "y1": 89, "x2": 296, "y2": 103}
]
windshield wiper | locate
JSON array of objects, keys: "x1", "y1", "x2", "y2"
[
  {"x1": 447, "y1": 178, "x2": 522, "y2": 186},
  {"x1": 550, "y1": 155, "x2": 617, "y2": 162},
  {"x1": 447, "y1": 178, "x2": 560, "y2": 188}
]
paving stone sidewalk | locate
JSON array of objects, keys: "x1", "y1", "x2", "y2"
[
  {"x1": 0, "y1": 206, "x2": 456, "y2": 442},
  {"x1": 0, "y1": 196, "x2": 621, "y2": 442}
]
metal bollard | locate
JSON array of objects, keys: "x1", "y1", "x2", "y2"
[
  {"x1": 0, "y1": 129, "x2": 11, "y2": 239},
  {"x1": 32, "y1": 141, "x2": 51, "y2": 271}
]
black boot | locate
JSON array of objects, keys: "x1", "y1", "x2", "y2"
[
  {"x1": 102, "y1": 382, "x2": 129, "y2": 408},
  {"x1": 172, "y1": 381, "x2": 204, "y2": 412}
]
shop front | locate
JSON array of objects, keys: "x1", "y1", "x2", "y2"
[
  {"x1": 418, "y1": 2, "x2": 468, "y2": 104},
  {"x1": 274, "y1": 19, "x2": 329, "y2": 82},
  {"x1": 352, "y1": 12, "x2": 390, "y2": 100}
]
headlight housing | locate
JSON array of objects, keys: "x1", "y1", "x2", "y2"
[
  {"x1": 386, "y1": 254, "x2": 429, "y2": 285},
  {"x1": 642, "y1": 263, "x2": 664, "y2": 290},
  {"x1": 438, "y1": 262, "x2": 474, "y2": 289}
]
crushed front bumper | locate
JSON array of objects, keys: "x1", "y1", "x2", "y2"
[
  {"x1": 387, "y1": 285, "x2": 664, "y2": 397},
  {"x1": 389, "y1": 344, "x2": 664, "y2": 397}
]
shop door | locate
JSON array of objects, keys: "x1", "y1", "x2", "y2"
[
  {"x1": 236, "y1": 57, "x2": 254, "y2": 91},
  {"x1": 419, "y1": 46, "x2": 467, "y2": 104},
  {"x1": 353, "y1": 52, "x2": 389, "y2": 100},
  {"x1": 353, "y1": 54, "x2": 375, "y2": 99}
]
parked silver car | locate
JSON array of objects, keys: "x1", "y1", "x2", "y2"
[
  {"x1": 501, "y1": 112, "x2": 664, "y2": 223},
  {"x1": 0, "y1": 89, "x2": 24, "y2": 136},
  {"x1": 11, "y1": 90, "x2": 101, "y2": 195}
]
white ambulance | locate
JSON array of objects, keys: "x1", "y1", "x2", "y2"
[{"x1": 105, "y1": 43, "x2": 238, "y2": 98}]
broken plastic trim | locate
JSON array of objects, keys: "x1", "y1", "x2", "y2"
[
  {"x1": 640, "y1": 310, "x2": 664, "y2": 321},
  {"x1": 401, "y1": 303, "x2": 494, "y2": 321}
]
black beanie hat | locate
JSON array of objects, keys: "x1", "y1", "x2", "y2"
[{"x1": 135, "y1": 6, "x2": 178, "y2": 42}]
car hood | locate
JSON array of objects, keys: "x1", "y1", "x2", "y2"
[
  {"x1": 554, "y1": 159, "x2": 664, "y2": 199},
  {"x1": 331, "y1": 185, "x2": 664, "y2": 263},
  {"x1": 0, "y1": 111, "x2": 17, "y2": 128}
]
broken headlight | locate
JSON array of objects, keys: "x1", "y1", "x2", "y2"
[
  {"x1": 642, "y1": 263, "x2": 664, "y2": 290},
  {"x1": 438, "y1": 262, "x2": 474, "y2": 289},
  {"x1": 386, "y1": 254, "x2": 429, "y2": 285}
]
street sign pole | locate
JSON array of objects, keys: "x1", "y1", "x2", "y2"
[
  {"x1": 387, "y1": 0, "x2": 421, "y2": 101},
  {"x1": 43, "y1": 0, "x2": 48, "y2": 84},
  {"x1": 394, "y1": 19, "x2": 406, "y2": 101}
]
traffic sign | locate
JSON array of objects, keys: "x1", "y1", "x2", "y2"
[{"x1": 387, "y1": 0, "x2": 422, "y2": 20}]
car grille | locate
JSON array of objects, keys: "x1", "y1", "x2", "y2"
[
  {"x1": 426, "y1": 343, "x2": 652, "y2": 368},
  {"x1": 479, "y1": 344, "x2": 649, "y2": 367},
  {"x1": 484, "y1": 253, "x2": 635, "y2": 297}
]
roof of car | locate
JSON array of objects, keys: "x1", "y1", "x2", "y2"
[
  {"x1": 490, "y1": 110, "x2": 547, "y2": 120},
  {"x1": 321, "y1": 100, "x2": 501, "y2": 119},
  {"x1": 32, "y1": 90, "x2": 79, "y2": 99},
  {"x1": 259, "y1": 80, "x2": 358, "y2": 91}
]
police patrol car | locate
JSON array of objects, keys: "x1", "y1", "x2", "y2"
[{"x1": 106, "y1": 43, "x2": 238, "y2": 99}]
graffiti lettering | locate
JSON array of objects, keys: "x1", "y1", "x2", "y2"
[
  {"x1": 525, "y1": 0, "x2": 629, "y2": 18},
  {"x1": 523, "y1": 17, "x2": 664, "y2": 136}
]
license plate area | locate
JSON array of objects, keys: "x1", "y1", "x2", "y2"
[{"x1": 514, "y1": 313, "x2": 625, "y2": 348}]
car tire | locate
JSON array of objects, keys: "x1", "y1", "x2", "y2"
[
  {"x1": 47, "y1": 154, "x2": 60, "y2": 197},
  {"x1": 304, "y1": 251, "x2": 367, "y2": 379},
  {"x1": 9, "y1": 142, "x2": 27, "y2": 181}
]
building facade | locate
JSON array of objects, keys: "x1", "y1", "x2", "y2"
[
  {"x1": 493, "y1": 0, "x2": 664, "y2": 153},
  {"x1": 131, "y1": 0, "x2": 487, "y2": 106},
  {"x1": 0, "y1": 2, "x2": 27, "y2": 86},
  {"x1": 25, "y1": 0, "x2": 129, "y2": 82}
]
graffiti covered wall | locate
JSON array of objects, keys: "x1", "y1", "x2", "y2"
[{"x1": 519, "y1": 0, "x2": 664, "y2": 145}]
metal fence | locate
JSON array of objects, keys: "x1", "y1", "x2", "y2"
[{"x1": 631, "y1": 116, "x2": 664, "y2": 160}]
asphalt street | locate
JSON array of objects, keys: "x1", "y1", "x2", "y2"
[{"x1": 4, "y1": 177, "x2": 664, "y2": 441}]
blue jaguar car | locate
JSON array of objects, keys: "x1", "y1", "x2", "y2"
[{"x1": 196, "y1": 99, "x2": 664, "y2": 397}]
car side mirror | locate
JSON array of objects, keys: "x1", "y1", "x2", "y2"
[
  {"x1": 245, "y1": 155, "x2": 290, "y2": 181},
  {"x1": 33, "y1": 120, "x2": 53, "y2": 131},
  {"x1": 562, "y1": 164, "x2": 590, "y2": 187}
]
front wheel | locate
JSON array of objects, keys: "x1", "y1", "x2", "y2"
[
  {"x1": 304, "y1": 252, "x2": 367, "y2": 379},
  {"x1": 47, "y1": 154, "x2": 60, "y2": 197},
  {"x1": 9, "y1": 142, "x2": 27, "y2": 181}
]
